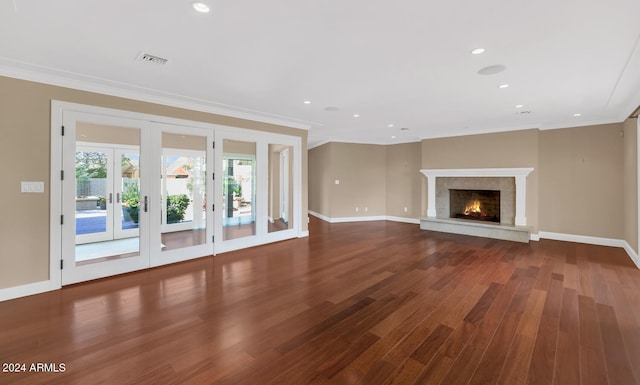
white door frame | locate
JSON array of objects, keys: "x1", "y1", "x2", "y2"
[{"x1": 60, "y1": 110, "x2": 151, "y2": 285}]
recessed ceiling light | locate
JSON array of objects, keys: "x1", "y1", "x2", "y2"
[
  {"x1": 388, "y1": 124, "x2": 394, "y2": 127},
  {"x1": 573, "y1": 113, "x2": 582, "y2": 117},
  {"x1": 303, "y1": 100, "x2": 311, "y2": 104},
  {"x1": 391, "y1": 136, "x2": 397, "y2": 139},
  {"x1": 515, "y1": 104, "x2": 524, "y2": 108},
  {"x1": 471, "y1": 48, "x2": 485, "y2": 55},
  {"x1": 353, "y1": 114, "x2": 360, "y2": 118},
  {"x1": 498, "y1": 84, "x2": 509, "y2": 89},
  {"x1": 192, "y1": 2, "x2": 210, "y2": 13}
]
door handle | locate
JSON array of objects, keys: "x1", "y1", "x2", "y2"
[
  {"x1": 109, "y1": 193, "x2": 113, "y2": 204},
  {"x1": 144, "y1": 196, "x2": 148, "y2": 213},
  {"x1": 116, "y1": 193, "x2": 120, "y2": 203}
]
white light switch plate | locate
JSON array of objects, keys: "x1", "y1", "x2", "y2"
[{"x1": 21, "y1": 181, "x2": 45, "y2": 193}]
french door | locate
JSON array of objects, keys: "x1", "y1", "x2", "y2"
[
  {"x1": 61, "y1": 112, "x2": 151, "y2": 285},
  {"x1": 60, "y1": 111, "x2": 215, "y2": 285},
  {"x1": 150, "y1": 122, "x2": 214, "y2": 267},
  {"x1": 53, "y1": 101, "x2": 301, "y2": 287}
]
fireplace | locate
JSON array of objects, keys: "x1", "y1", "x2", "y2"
[
  {"x1": 420, "y1": 168, "x2": 534, "y2": 243},
  {"x1": 449, "y1": 189, "x2": 500, "y2": 223}
]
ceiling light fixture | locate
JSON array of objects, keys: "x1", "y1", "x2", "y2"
[
  {"x1": 515, "y1": 104, "x2": 524, "y2": 108},
  {"x1": 192, "y1": 2, "x2": 210, "y2": 13},
  {"x1": 353, "y1": 114, "x2": 360, "y2": 118},
  {"x1": 471, "y1": 48, "x2": 485, "y2": 55},
  {"x1": 573, "y1": 113, "x2": 582, "y2": 117},
  {"x1": 303, "y1": 100, "x2": 311, "y2": 104},
  {"x1": 388, "y1": 124, "x2": 394, "y2": 127},
  {"x1": 498, "y1": 84, "x2": 509, "y2": 89},
  {"x1": 391, "y1": 136, "x2": 396, "y2": 139}
]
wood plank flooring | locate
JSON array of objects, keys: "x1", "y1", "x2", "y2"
[{"x1": 1, "y1": 217, "x2": 639, "y2": 385}]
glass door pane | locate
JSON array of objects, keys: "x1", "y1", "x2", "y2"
[
  {"x1": 74, "y1": 124, "x2": 142, "y2": 265},
  {"x1": 115, "y1": 150, "x2": 140, "y2": 239},
  {"x1": 222, "y1": 140, "x2": 256, "y2": 241},
  {"x1": 268, "y1": 144, "x2": 294, "y2": 233},
  {"x1": 161, "y1": 133, "x2": 207, "y2": 252},
  {"x1": 75, "y1": 146, "x2": 113, "y2": 244}
]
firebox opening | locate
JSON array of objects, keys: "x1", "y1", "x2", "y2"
[{"x1": 449, "y1": 189, "x2": 500, "y2": 223}]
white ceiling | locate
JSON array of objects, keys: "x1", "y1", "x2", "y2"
[{"x1": 2, "y1": 0, "x2": 640, "y2": 148}]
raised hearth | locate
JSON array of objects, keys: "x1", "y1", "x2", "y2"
[{"x1": 421, "y1": 217, "x2": 531, "y2": 243}]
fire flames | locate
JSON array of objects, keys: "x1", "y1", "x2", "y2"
[{"x1": 463, "y1": 200, "x2": 487, "y2": 217}]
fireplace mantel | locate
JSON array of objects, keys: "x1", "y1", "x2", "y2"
[{"x1": 420, "y1": 168, "x2": 534, "y2": 226}]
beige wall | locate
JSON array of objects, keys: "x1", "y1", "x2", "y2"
[
  {"x1": 308, "y1": 141, "x2": 421, "y2": 220},
  {"x1": 539, "y1": 123, "x2": 624, "y2": 238},
  {"x1": 327, "y1": 143, "x2": 387, "y2": 217},
  {"x1": 0, "y1": 75, "x2": 308, "y2": 290},
  {"x1": 385, "y1": 142, "x2": 422, "y2": 219},
  {"x1": 623, "y1": 118, "x2": 638, "y2": 251},
  {"x1": 422, "y1": 129, "x2": 540, "y2": 231},
  {"x1": 308, "y1": 143, "x2": 332, "y2": 216}
]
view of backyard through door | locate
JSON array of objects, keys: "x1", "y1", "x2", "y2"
[
  {"x1": 75, "y1": 147, "x2": 140, "y2": 257},
  {"x1": 222, "y1": 139, "x2": 257, "y2": 241},
  {"x1": 160, "y1": 132, "x2": 208, "y2": 252},
  {"x1": 75, "y1": 135, "x2": 142, "y2": 263}
]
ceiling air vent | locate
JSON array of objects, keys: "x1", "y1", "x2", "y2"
[{"x1": 136, "y1": 52, "x2": 168, "y2": 65}]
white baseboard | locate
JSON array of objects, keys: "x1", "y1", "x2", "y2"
[
  {"x1": 0, "y1": 280, "x2": 52, "y2": 302},
  {"x1": 538, "y1": 231, "x2": 626, "y2": 248},
  {"x1": 308, "y1": 210, "x2": 331, "y2": 222},
  {"x1": 530, "y1": 233, "x2": 541, "y2": 241},
  {"x1": 332, "y1": 215, "x2": 387, "y2": 223},
  {"x1": 623, "y1": 241, "x2": 640, "y2": 269},
  {"x1": 538, "y1": 231, "x2": 639, "y2": 269},
  {"x1": 298, "y1": 231, "x2": 309, "y2": 238},
  {"x1": 308, "y1": 211, "x2": 419, "y2": 225},
  {"x1": 385, "y1": 216, "x2": 421, "y2": 224}
]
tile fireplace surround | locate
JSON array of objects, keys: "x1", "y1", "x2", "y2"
[{"x1": 420, "y1": 168, "x2": 534, "y2": 243}]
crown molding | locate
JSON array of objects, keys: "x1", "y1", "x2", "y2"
[{"x1": 0, "y1": 59, "x2": 311, "y2": 131}]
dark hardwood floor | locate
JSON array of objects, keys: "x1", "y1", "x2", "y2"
[{"x1": 1, "y1": 217, "x2": 639, "y2": 385}]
